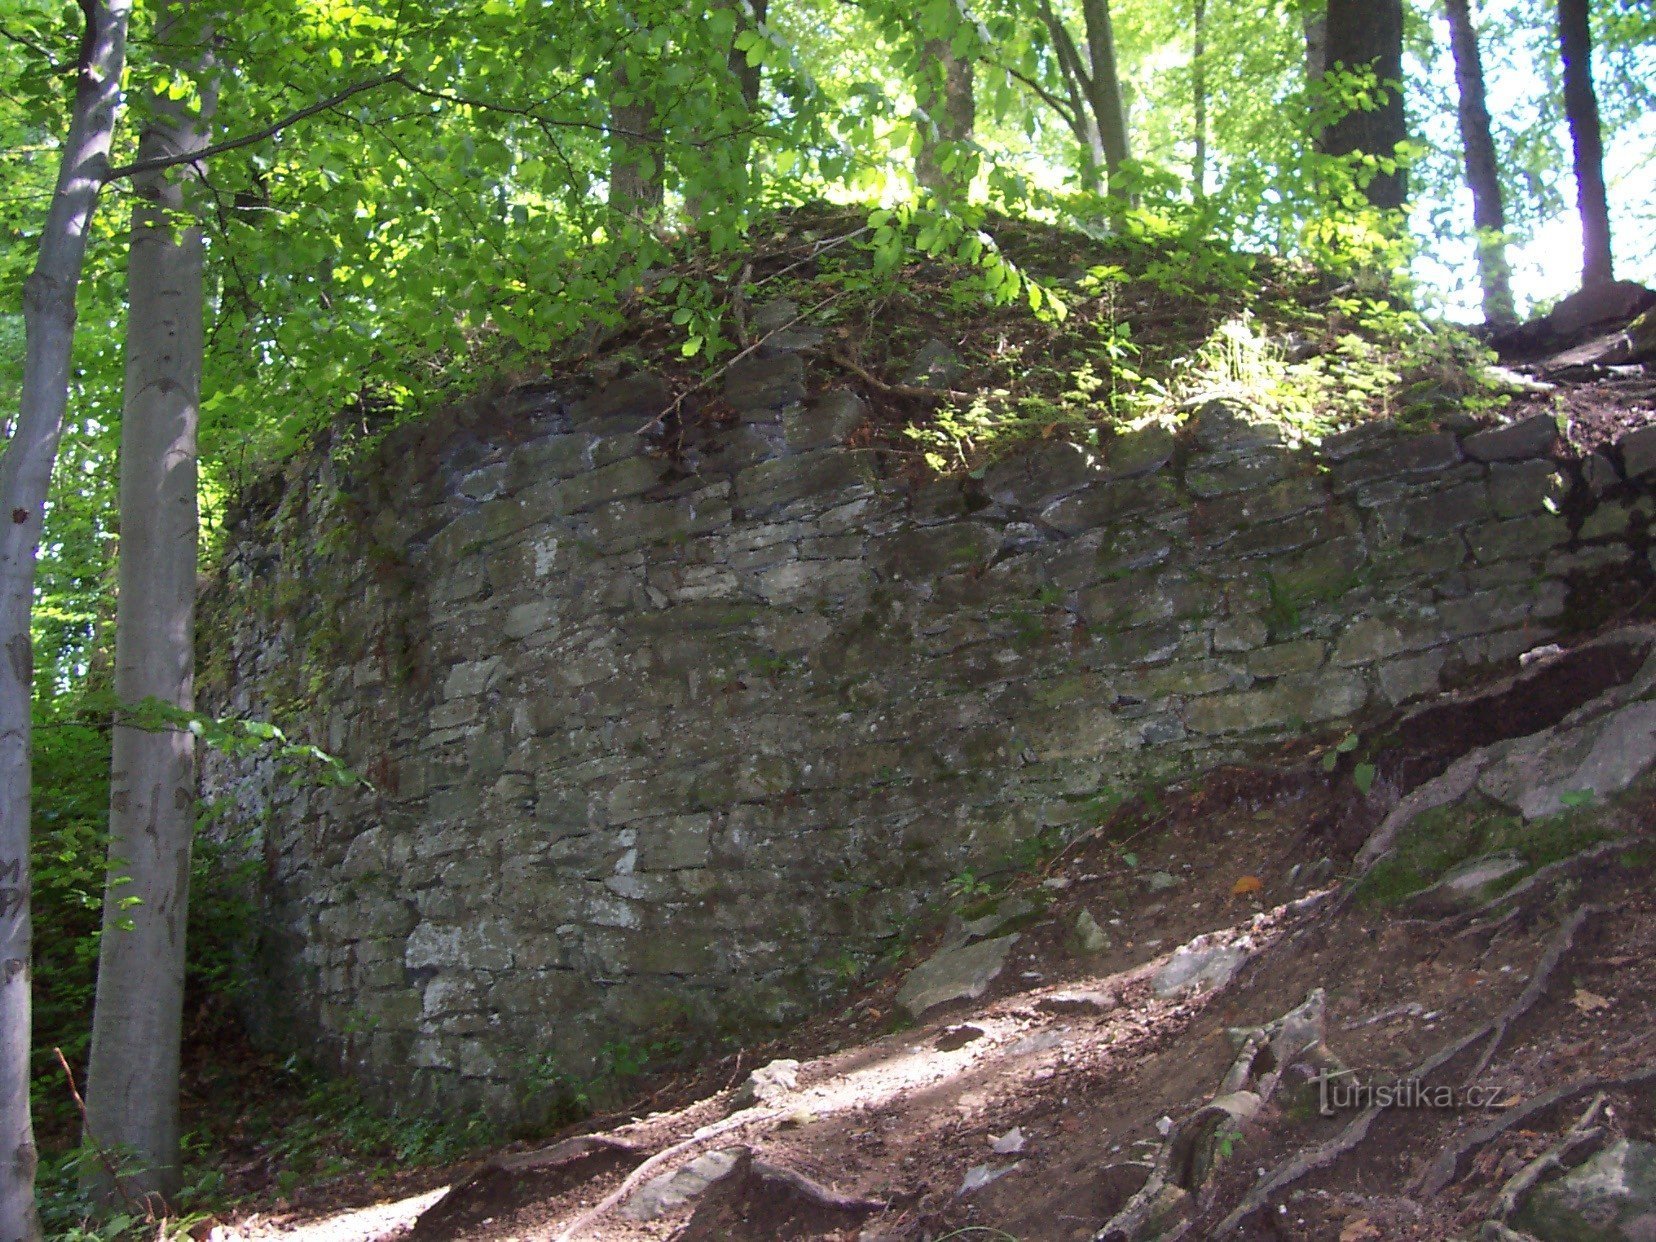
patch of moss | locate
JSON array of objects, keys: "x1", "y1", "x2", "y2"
[{"x1": 1356, "y1": 793, "x2": 1620, "y2": 907}]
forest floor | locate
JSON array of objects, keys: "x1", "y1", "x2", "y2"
[{"x1": 187, "y1": 618, "x2": 1656, "y2": 1242}]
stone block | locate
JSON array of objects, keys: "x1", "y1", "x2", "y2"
[
  {"x1": 1040, "y1": 477, "x2": 1179, "y2": 535},
  {"x1": 1619, "y1": 424, "x2": 1656, "y2": 478},
  {"x1": 1181, "y1": 671, "x2": 1367, "y2": 734},
  {"x1": 982, "y1": 440, "x2": 1102, "y2": 508},
  {"x1": 1460, "y1": 412, "x2": 1558, "y2": 461},
  {"x1": 1331, "y1": 432, "x2": 1461, "y2": 488},
  {"x1": 1104, "y1": 423, "x2": 1176, "y2": 477},
  {"x1": 1185, "y1": 450, "x2": 1288, "y2": 498},
  {"x1": 725, "y1": 352, "x2": 806, "y2": 410},
  {"x1": 1397, "y1": 481, "x2": 1488, "y2": 538},
  {"x1": 1488, "y1": 460, "x2": 1566, "y2": 518},
  {"x1": 1245, "y1": 640, "x2": 1327, "y2": 677},
  {"x1": 1466, "y1": 514, "x2": 1571, "y2": 563},
  {"x1": 1377, "y1": 649, "x2": 1447, "y2": 704},
  {"x1": 735, "y1": 449, "x2": 876, "y2": 516}
]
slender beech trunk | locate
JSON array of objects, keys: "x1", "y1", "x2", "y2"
[
  {"x1": 1081, "y1": 0, "x2": 1130, "y2": 178},
  {"x1": 916, "y1": 35, "x2": 976, "y2": 204},
  {"x1": 1324, "y1": 0, "x2": 1407, "y2": 208},
  {"x1": 1303, "y1": 0, "x2": 1328, "y2": 85},
  {"x1": 609, "y1": 58, "x2": 664, "y2": 219},
  {"x1": 82, "y1": 0, "x2": 212, "y2": 1206},
  {"x1": 1192, "y1": 0, "x2": 1207, "y2": 199},
  {"x1": 1038, "y1": 0, "x2": 1130, "y2": 196},
  {"x1": 1444, "y1": 0, "x2": 1516, "y2": 325},
  {"x1": 1556, "y1": 0, "x2": 1614, "y2": 286},
  {"x1": 0, "y1": 4, "x2": 132, "y2": 1239}
]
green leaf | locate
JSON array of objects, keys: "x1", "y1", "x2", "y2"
[
  {"x1": 1352, "y1": 763, "x2": 1376, "y2": 796},
  {"x1": 1558, "y1": 789, "x2": 1595, "y2": 808}
]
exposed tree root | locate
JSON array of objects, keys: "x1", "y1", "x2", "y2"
[
  {"x1": 1209, "y1": 905, "x2": 1602, "y2": 1234},
  {"x1": 552, "y1": 1108, "x2": 779, "y2": 1242},
  {"x1": 1466, "y1": 903, "x2": 1599, "y2": 1081},
  {"x1": 1449, "y1": 838, "x2": 1640, "y2": 927},
  {"x1": 1489, "y1": 1093, "x2": 1607, "y2": 1222},
  {"x1": 745, "y1": 1153, "x2": 888, "y2": 1214},
  {"x1": 1416, "y1": 1066, "x2": 1656, "y2": 1197},
  {"x1": 1095, "y1": 991, "x2": 1328, "y2": 1241}
]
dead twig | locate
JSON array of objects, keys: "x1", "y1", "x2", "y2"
[
  {"x1": 634, "y1": 287, "x2": 851, "y2": 437},
  {"x1": 819, "y1": 348, "x2": 975, "y2": 403},
  {"x1": 52, "y1": 1047, "x2": 157, "y2": 1222}
]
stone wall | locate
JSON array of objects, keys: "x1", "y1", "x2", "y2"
[{"x1": 200, "y1": 342, "x2": 1655, "y2": 1118}]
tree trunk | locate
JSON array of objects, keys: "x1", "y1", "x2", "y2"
[
  {"x1": 82, "y1": 0, "x2": 212, "y2": 1207},
  {"x1": 915, "y1": 35, "x2": 976, "y2": 204},
  {"x1": 1303, "y1": 0, "x2": 1327, "y2": 84},
  {"x1": 0, "y1": 4, "x2": 131, "y2": 1238},
  {"x1": 686, "y1": 0, "x2": 768, "y2": 221},
  {"x1": 1324, "y1": 0, "x2": 1407, "y2": 208},
  {"x1": 609, "y1": 60, "x2": 664, "y2": 219},
  {"x1": 1556, "y1": 0, "x2": 1613, "y2": 287},
  {"x1": 1444, "y1": 0, "x2": 1516, "y2": 325},
  {"x1": 1192, "y1": 0, "x2": 1207, "y2": 198},
  {"x1": 1081, "y1": 0, "x2": 1130, "y2": 178}
]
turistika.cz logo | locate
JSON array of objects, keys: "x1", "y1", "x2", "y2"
[{"x1": 1317, "y1": 1069, "x2": 1504, "y2": 1115}]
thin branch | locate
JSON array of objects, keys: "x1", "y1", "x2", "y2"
[
  {"x1": 105, "y1": 71, "x2": 403, "y2": 181},
  {"x1": 0, "y1": 23, "x2": 66, "y2": 72},
  {"x1": 53, "y1": 1047, "x2": 156, "y2": 1220},
  {"x1": 995, "y1": 60, "x2": 1075, "y2": 125}
]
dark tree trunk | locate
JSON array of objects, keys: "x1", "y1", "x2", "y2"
[
  {"x1": 916, "y1": 35, "x2": 976, "y2": 204},
  {"x1": 1444, "y1": 0, "x2": 1515, "y2": 324},
  {"x1": 1557, "y1": 0, "x2": 1614, "y2": 287},
  {"x1": 1193, "y1": 0, "x2": 1207, "y2": 198},
  {"x1": 609, "y1": 61, "x2": 663, "y2": 219},
  {"x1": 1324, "y1": 0, "x2": 1407, "y2": 208}
]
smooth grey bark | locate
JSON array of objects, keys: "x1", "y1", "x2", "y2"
[
  {"x1": 915, "y1": 34, "x2": 976, "y2": 204},
  {"x1": 1192, "y1": 0, "x2": 1207, "y2": 198},
  {"x1": 83, "y1": 0, "x2": 212, "y2": 1206},
  {"x1": 1303, "y1": 0, "x2": 1327, "y2": 84},
  {"x1": 1444, "y1": 0, "x2": 1516, "y2": 324},
  {"x1": 1556, "y1": 0, "x2": 1614, "y2": 286},
  {"x1": 0, "y1": 3, "x2": 132, "y2": 1238},
  {"x1": 1324, "y1": 0, "x2": 1407, "y2": 208},
  {"x1": 1037, "y1": 0, "x2": 1131, "y2": 196}
]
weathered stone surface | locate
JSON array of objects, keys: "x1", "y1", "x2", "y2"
[
  {"x1": 1332, "y1": 432, "x2": 1460, "y2": 487},
  {"x1": 1461, "y1": 412, "x2": 1559, "y2": 462},
  {"x1": 1489, "y1": 461, "x2": 1567, "y2": 519},
  {"x1": 1620, "y1": 425, "x2": 1656, "y2": 479},
  {"x1": 1403, "y1": 852, "x2": 1526, "y2": 916},
  {"x1": 623, "y1": 1148, "x2": 744, "y2": 1221},
  {"x1": 896, "y1": 934, "x2": 1019, "y2": 1018},
  {"x1": 1477, "y1": 699, "x2": 1656, "y2": 820},
  {"x1": 1153, "y1": 933, "x2": 1252, "y2": 998},
  {"x1": 199, "y1": 371, "x2": 1654, "y2": 1120},
  {"x1": 1515, "y1": 1139, "x2": 1656, "y2": 1242},
  {"x1": 725, "y1": 353, "x2": 806, "y2": 409}
]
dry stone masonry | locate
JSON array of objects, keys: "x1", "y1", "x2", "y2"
[{"x1": 201, "y1": 337, "x2": 1656, "y2": 1119}]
